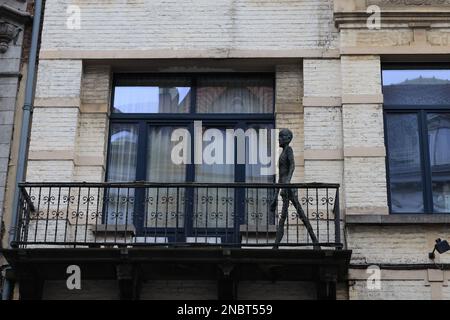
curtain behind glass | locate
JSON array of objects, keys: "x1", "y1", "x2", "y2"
[
  {"x1": 106, "y1": 124, "x2": 139, "y2": 224},
  {"x1": 386, "y1": 113, "x2": 424, "y2": 213},
  {"x1": 195, "y1": 128, "x2": 235, "y2": 231},
  {"x1": 196, "y1": 76, "x2": 274, "y2": 114},
  {"x1": 146, "y1": 126, "x2": 186, "y2": 229},
  {"x1": 428, "y1": 113, "x2": 450, "y2": 213},
  {"x1": 245, "y1": 124, "x2": 275, "y2": 227}
]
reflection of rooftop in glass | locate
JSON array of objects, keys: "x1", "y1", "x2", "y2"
[{"x1": 383, "y1": 69, "x2": 450, "y2": 86}]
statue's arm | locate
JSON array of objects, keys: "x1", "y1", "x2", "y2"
[{"x1": 285, "y1": 147, "x2": 295, "y2": 184}]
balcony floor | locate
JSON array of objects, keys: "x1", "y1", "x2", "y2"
[{"x1": 2, "y1": 247, "x2": 351, "y2": 300}]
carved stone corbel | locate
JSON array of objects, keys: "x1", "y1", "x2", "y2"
[{"x1": 0, "y1": 21, "x2": 21, "y2": 54}]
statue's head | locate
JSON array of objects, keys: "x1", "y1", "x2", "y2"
[{"x1": 279, "y1": 128, "x2": 293, "y2": 147}]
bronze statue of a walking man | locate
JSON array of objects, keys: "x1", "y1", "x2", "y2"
[{"x1": 270, "y1": 129, "x2": 320, "y2": 249}]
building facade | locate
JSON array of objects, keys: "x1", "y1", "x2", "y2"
[
  {"x1": 0, "y1": 0, "x2": 32, "y2": 295},
  {"x1": 2, "y1": 0, "x2": 450, "y2": 300}
]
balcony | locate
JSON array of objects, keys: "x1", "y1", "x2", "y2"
[
  {"x1": 13, "y1": 182, "x2": 343, "y2": 249},
  {"x1": 3, "y1": 182, "x2": 351, "y2": 300}
]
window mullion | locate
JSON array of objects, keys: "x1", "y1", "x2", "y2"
[
  {"x1": 235, "y1": 121, "x2": 246, "y2": 183},
  {"x1": 419, "y1": 110, "x2": 433, "y2": 213},
  {"x1": 383, "y1": 111, "x2": 393, "y2": 214},
  {"x1": 135, "y1": 121, "x2": 148, "y2": 181},
  {"x1": 191, "y1": 76, "x2": 197, "y2": 114}
]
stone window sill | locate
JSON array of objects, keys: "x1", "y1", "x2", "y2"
[
  {"x1": 239, "y1": 225, "x2": 277, "y2": 234},
  {"x1": 92, "y1": 224, "x2": 136, "y2": 236},
  {"x1": 345, "y1": 214, "x2": 450, "y2": 225}
]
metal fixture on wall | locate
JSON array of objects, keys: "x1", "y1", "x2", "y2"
[{"x1": 429, "y1": 238, "x2": 450, "y2": 260}]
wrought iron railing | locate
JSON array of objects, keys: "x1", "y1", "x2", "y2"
[{"x1": 13, "y1": 182, "x2": 342, "y2": 249}]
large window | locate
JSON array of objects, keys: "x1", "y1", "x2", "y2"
[
  {"x1": 383, "y1": 67, "x2": 450, "y2": 214},
  {"x1": 107, "y1": 74, "x2": 275, "y2": 239}
]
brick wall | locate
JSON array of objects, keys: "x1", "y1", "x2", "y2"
[
  {"x1": 340, "y1": 55, "x2": 388, "y2": 214},
  {"x1": 276, "y1": 64, "x2": 304, "y2": 183},
  {"x1": 349, "y1": 280, "x2": 432, "y2": 300},
  {"x1": 27, "y1": 62, "x2": 110, "y2": 183},
  {"x1": 348, "y1": 225, "x2": 450, "y2": 265},
  {"x1": 303, "y1": 58, "x2": 344, "y2": 211},
  {"x1": 304, "y1": 59, "x2": 341, "y2": 97},
  {"x1": 41, "y1": 0, "x2": 338, "y2": 53},
  {"x1": 343, "y1": 157, "x2": 388, "y2": 210},
  {"x1": 35, "y1": 60, "x2": 82, "y2": 99},
  {"x1": 347, "y1": 267, "x2": 450, "y2": 300},
  {"x1": 20, "y1": 0, "x2": 450, "y2": 301},
  {"x1": 304, "y1": 107, "x2": 343, "y2": 150},
  {"x1": 342, "y1": 104, "x2": 384, "y2": 148},
  {"x1": 29, "y1": 108, "x2": 79, "y2": 154},
  {"x1": 341, "y1": 56, "x2": 382, "y2": 96}
]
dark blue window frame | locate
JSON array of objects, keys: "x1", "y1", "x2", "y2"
[
  {"x1": 106, "y1": 73, "x2": 276, "y2": 241},
  {"x1": 383, "y1": 65, "x2": 450, "y2": 214}
]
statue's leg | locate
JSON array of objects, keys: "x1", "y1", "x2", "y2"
[
  {"x1": 273, "y1": 198, "x2": 289, "y2": 249},
  {"x1": 291, "y1": 194, "x2": 320, "y2": 248}
]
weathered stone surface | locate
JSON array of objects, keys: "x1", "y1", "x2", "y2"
[{"x1": 15, "y1": 0, "x2": 450, "y2": 301}]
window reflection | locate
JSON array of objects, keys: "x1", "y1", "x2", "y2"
[
  {"x1": 113, "y1": 86, "x2": 191, "y2": 113},
  {"x1": 245, "y1": 123, "x2": 275, "y2": 226},
  {"x1": 107, "y1": 75, "x2": 276, "y2": 233},
  {"x1": 106, "y1": 124, "x2": 139, "y2": 224},
  {"x1": 107, "y1": 124, "x2": 138, "y2": 181},
  {"x1": 146, "y1": 126, "x2": 187, "y2": 228},
  {"x1": 383, "y1": 69, "x2": 450, "y2": 105},
  {"x1": 195, "y1": 127, "x2": 235, "y2": 229},
  {"x1": 113, "y1": 75, "x2": 274, "y2": 114},
  {"x1": 428, "y1": 113, "x2": 450, "y2": 213},
  {"x1": 386, "y1": 113, "x2": 424, "y2": 213}
]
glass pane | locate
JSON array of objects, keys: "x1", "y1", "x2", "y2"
[
  {"x1": 386, "y1": 113, "x2": 424, "y2": 213},
  {"x1": 113, "y1": 77, "x2": 191, "y2": 113},
  {"x1": 146, "y1": 126, "x2": 187, "y2": 228},
  {"x1": 195, "y1": 127, "x2": 235, "y2": 230},
  {"x1": 383, "y1": 69, "x2": 450, "y2": 106},
  {"x1": 197, "y1": 76, "x2": 274, "y2": 113},
  {"x1": 106, "y1": 124, "x2": 139, "y2": 224},
  {"x1": 245, "y1": 123, "x2": 275, "y2": 227},
  {"x1": 428, "y1": 113, "x2": 450, "y2": 213}
]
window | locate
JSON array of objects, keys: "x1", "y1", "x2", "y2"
[
  {"x1": 107, "y1": 74, "x2": 276, "y2": 239},
  {"x1": 383, "y1": 67, "x2": 450, "y2": 214}
]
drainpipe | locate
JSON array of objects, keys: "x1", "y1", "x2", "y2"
[{"x1": 2, "y1": 0, "x2": 44, "y2": 300}]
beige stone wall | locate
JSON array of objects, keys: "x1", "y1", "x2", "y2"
[
  {"x1": 276, "y1": 63, "x2": 304, "y2": 183},
  {"x1": 15, "y1": 0, "x2": 450, "y2": 301},
  {"x1": 340, "y1": 56, "x2": 388, "y2": 215},
  {"x1": 27, "y1": 62, "x2": 110, "y2": 183},
  {"x1": 348, "y1": 268, "x2": 450, "y2": 300},
  {"x1": 28, "y1": 60, "x2": 82, "y2": 182},
  {"x1": 303, "y1": 58, "x2": 344, "y2": 212},
  {"x1": 40, "y1": 0, "x2": 338, "y2": 59},
  {"x1": 349, "y1": 279, "x2": 432, "y2": 300},
  {"x1": 332, "y1": 0, "x2": 450, "y2": 300},
  {"x1": 348, "y1": 225, "x2": 450, "y2": 265},
  {"x1": 335, "y1": 0, "x2": 450, "y2": 55},
  {"x1": 75, "y1": 64, "x2": 111, "y2": 182}
]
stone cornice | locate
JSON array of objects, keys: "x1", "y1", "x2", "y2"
[
  {"x1": 334, "y1": 0, "x2": 450, "y2": 28},
  {"x1": 368, "y1": 0, "x2": 450, "y2": 7},
  {"x1": 0, "y1": 4, "x2": 32, "y2": 25}
]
